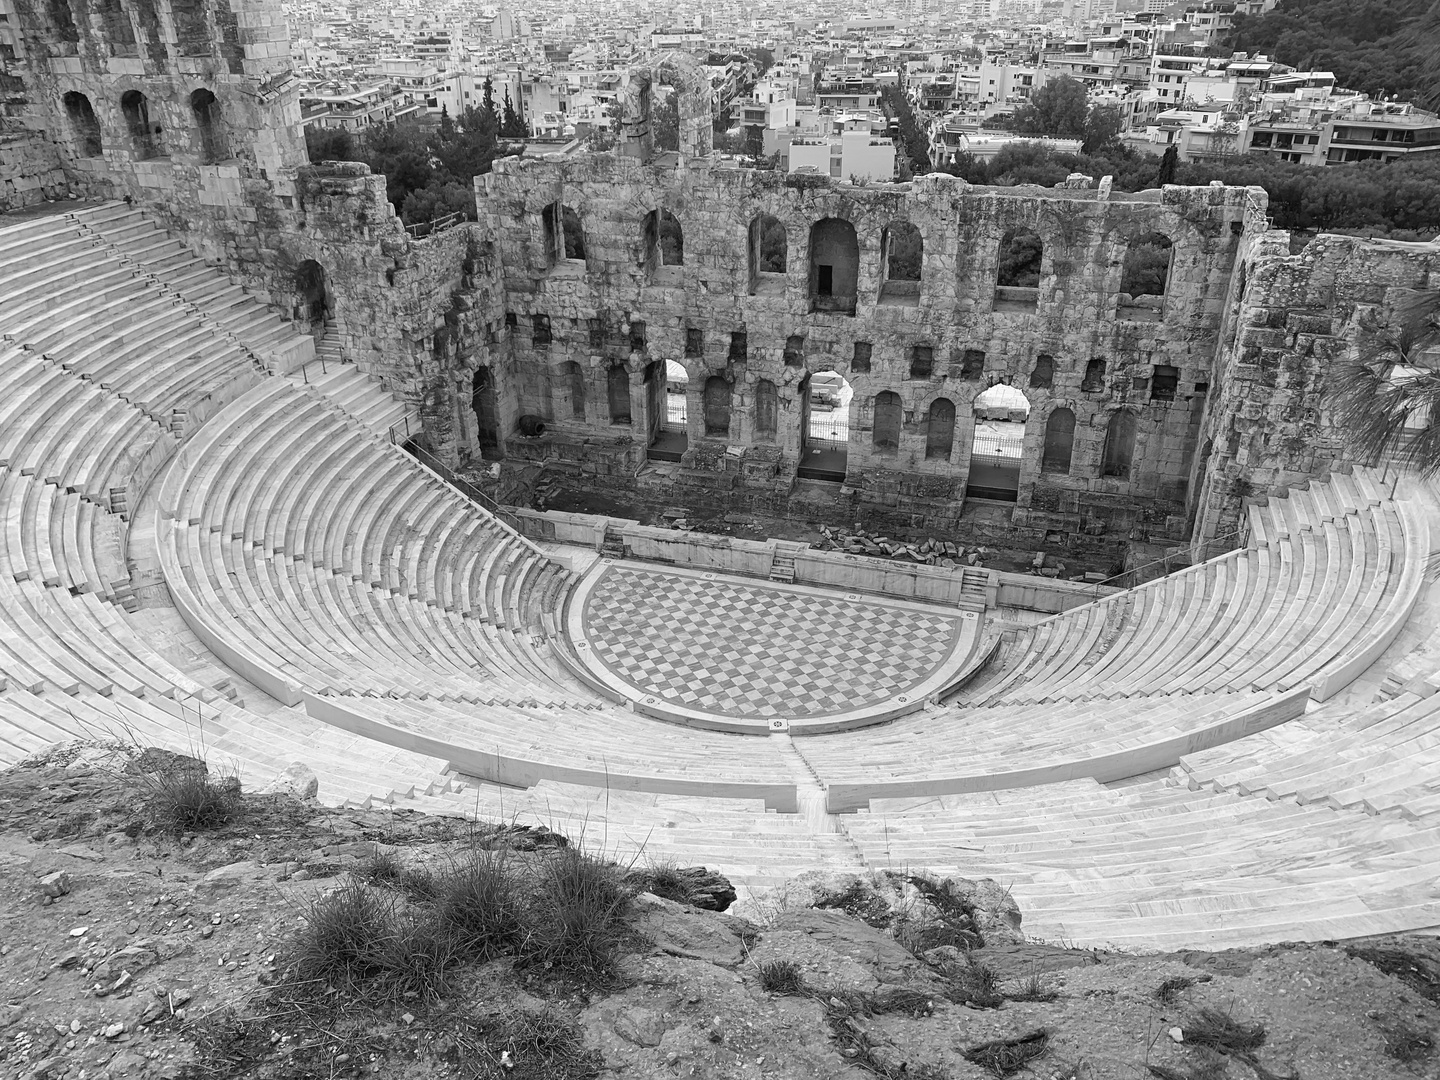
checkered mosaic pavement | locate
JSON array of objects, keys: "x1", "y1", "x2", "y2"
[{"x1": 583, "y1": 566, "x2": 962, "y2": 718}]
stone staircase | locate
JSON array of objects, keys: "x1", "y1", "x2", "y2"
[{"x1": 292, "y1": 354, "x2": 416, "y2": 438}]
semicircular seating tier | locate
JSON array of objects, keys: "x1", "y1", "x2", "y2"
[{"x1": 8, "y1": 201, "x2": 1440, "y2": 950}]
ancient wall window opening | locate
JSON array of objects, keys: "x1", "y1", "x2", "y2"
[
  {"x1": 190, "y1": 88, "x2": 227, "y2": 164},
  {"x1": 968, "y1": 383, "x2": 1030, "y2": 502},
  {"x1": 120, "y1": 90, "x2": 161, "y2": 160},
  {"x1": 728, "y1": 331, "x2": 748, "y2": 362},
  {"x1": 1151, "y1": 365, "x2": 1179, "y2": 402},
  {"x1": 909, "y1": 345, "x2": 934, "y2": 380},
  {"x1": 851, "y1": 341, "x2": 873, "y2": 374},
  {"x1": 994, "y1": 227, "x2": 1042, "y2": 312},
  {"x1": 607, "y1": 365, "x2": 632, "y2": 425},
  {"x1": 748, "y1": 214, "x2": 787, "y2": 296},
  {"x1": 172, "y1": 0, "x2": 210, "y2": 56},
  {"x1": 472, "y1": 367, "x2": 500, "y2": 453},
  {"x1": 1103, "y1": 409, "x2": 1138, "y2": 478},
  {"x1": 563, "y1": 361, "x2": 586, "y2": 419},
  {"x1": 293, "y1": 260, "x2": 331, "y2": 333},
  {"x1": 505, "y1": 312, "x2": 518, "y2": 330},
  {"x1": 642, "y1": 209, "x2": 684, "y2": 279},
  {"x1": 648, "y1": 360, "x2": 688, "y2": 460},
  {"x1": 543, "y1": 201, "x2": 586, "y2": 269},
  {"x1": 925, "y1": 397, "x2": 956, "y2": 460},
  {"x1": 754, "y1": 378, "x2": 778, "y2": 440},
  {"x1": 784, "y1": 334, "x2": 805, "y2": 367},
  {"x1": 1082, "y1": 358, "x2": 1107, "y2": 393},
  {"x1": 871, "y1": 390, "x2": 901, "y2": 455},
  {"x1": 1119, "y1": 231, "x2": 1173, "y2": 321},
  {"x1": 629, "y1": 320, "x2": 647, "y2": 352},
  {"x1": 1029, "y1": 353, "x2": 1054, "y2": 390},
  {"x1": 800, "y1": 371, "x2": 852, "y2": 481},
  {"x1": 48, "y1": 0, "x2": 80, "y2": 44},
  {"x1": 878, "y1": 220, "x2": 922, "y2": 306},
  {"x1": 63, "y1": 92, "x2": 102, "y2": 158},
  {"x1": 685, "y1": 328, "x2": 703, "y2": 358},
  {"x1": 703, "y1": 376, "x2": 732, "y2": 437},
  {"x1": 1042, "y1": 407, "x2": 1076, "y2": 474},
  {"x1": 588, "y1": 318, "x2": 605, "y2": 350},
  {"x1": 532, "y1": 314, "x2": 552, "y2": 346},
  {"x1": 809, "y1": 218, "x2": 859, "y2": 315},
  {"x1": 958, "y1": 349, "x2": 986, "y2": 380}
]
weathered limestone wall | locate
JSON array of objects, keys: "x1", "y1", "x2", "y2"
[
  {"x1": 1193, "y1": 230, "x2": 1440, "y2": 541},
  {"x1": 0, "y1": 129, "x2": 68, "y2": 208},
  {"x1": 476, "y1": 154, "x2": 1252, "y2": 544}
]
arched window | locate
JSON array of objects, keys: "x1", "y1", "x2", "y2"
[
  {"x1": 1082, "y1": 358, "x2": 1106, "y2": 393},
  {"x1": 1103, "y1": 410, "x2": 1137, "y2": 478},
  {"x1": 1121, "y1": 231, "x2": 1173, "y2": 298},
  {"x1": 1120, "y1": 231, "x2": 1173, "y2": 320},
  {"x1": 190, "y1": 88, "x2": 226, "y2": 164},
  {"x1": 48, "y1": 0, "x2": 79, "y2": 43},
  {"x1": 607, "y1": 365, "x2": 631, "y2": 424},
  {"x1": 925, "y1": 398, "x2": 955, "y2": 460},
  {"x1": 99, "y1": 0, "x2": 136, "y2": 54},
  {"x1": 543, "y1": 201, "x2": 585, "y2": 266},
  {"x1": 754, "y1": 378, "x2": 777, "y2": 438},
  {"x1": 995, "y1": 227, "x2": 1042, "y2": 311},
  {"x1": 62, "y1": 92, "x2": 102, "y2": 157},
  {"x1": 748, "y1": 214, "x2": 786, "y2": 294},
  {"x1": 872, "y1": 391, "x2": 901, "y2": 452},
  {"x1": 642, "y1": 209, "x2": 683, "y2": 269},
  {"x1": 563, "y1": 361, "x2": 586, "y2": 419},
  {"x1": 703, "y1": 376, "x2": 732, "y2": 437},
  {"x1": 809, "y1": 217, "x2": 859, "y2": 315},
  {"x1": 1042, "y1": 408, "x2": 1075, "y2": 474},
  {"x1": 1029, "y1": 353, "x2": 1054, "y2": 390},
  {"x1": 120, "y1": 90, "x2": 161, "y2": 160},
  {"x1": 880, "y1": 220, "x2": 922, "y2": 304},
  {"x1": 473, "y1": 368, "x2": 499, "y2": 450}
]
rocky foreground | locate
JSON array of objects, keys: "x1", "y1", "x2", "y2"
[{"x1": 1, "y1": 742, "x2": 1436, "y2": 1079}]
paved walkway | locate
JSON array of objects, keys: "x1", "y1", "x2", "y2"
[{"x1": 573, "y1": 563, "x2": 976, "y2": 730}]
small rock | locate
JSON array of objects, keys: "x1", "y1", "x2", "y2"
[
  {"x1": 1169, "y1": 1027, "x2": 1184, "y2": 1043},
  {"x1": 259, "y1": 763, "x2": 319, "y2": 801},
  {"x1": 103, "y1": 1023, "x2": 125, "y2": 1039},
  {"x1": 69, "y1": 926, "x2": 89, "y2": 937},
  {"x1": 37, "y1": 871, "x2": 71, "y2": 898}
]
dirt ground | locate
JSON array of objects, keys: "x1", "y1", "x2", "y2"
[{"x1": 3, "y1": 742, "x2": 1437, "y2": 1080}]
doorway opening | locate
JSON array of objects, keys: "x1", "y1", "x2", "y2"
[
  {"x1": 798, "y1": 370, "x2": 852, "y2": 481},
  {"x1": 967, "y1": 383, "x2": 1030, "y2": 501},
  {"x1": 649, "y1": 359, "x2": 688, "y2": 461}
]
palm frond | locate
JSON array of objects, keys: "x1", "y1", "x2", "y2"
[{"x1": 1328, "y1": 290, "x2": 1440, "y2": 476}]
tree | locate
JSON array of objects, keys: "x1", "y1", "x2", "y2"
[
  {"x1": 1081, "y1": 105, "x2": 1122, "y2": 156},
  {"x1": 878, "y1": 85, "x2": 931, "y2": 176},
  {"x1": 1010, "y1": 77, "x2": 1088, "y2": 138},
  {"x1": 500, "y1": 88, "x2": 527, "y2": 139},
  {"x1": 304, "y1": 126, "x2": 360, "y2": 164},
  {"x1": 652, "y1": 91, "x2": 679, "y2": 152},
  {"x1": 748, "y1": 46, "x2": 775, "y2": 75},
  {"x1": 480, "y1": 77, "x2": 499, "y2": 132},
  {"x1": 1157, "y1": 145, "x2": 1179, "y2": 186},
  {"x1": 1329, "y1": 290, "x2": 1440, "y2": 475}
]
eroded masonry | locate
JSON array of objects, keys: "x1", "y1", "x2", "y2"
[{"x1": 1, "y1": 0, "x2": 1437, "y2": 562}]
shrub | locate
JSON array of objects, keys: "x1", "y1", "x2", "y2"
[
  {"x1": 433, "y1": 849, "x2": 522, "y2": 960},
  {"x1": 146, "y1": 762, "x2": 239, "y2": 831},
  {"x1": 522, "y1": 846, "x2": 632, "y2": 978},
  {"x1": 757, "y1": 959, "x2": 804, "y2": 994}
]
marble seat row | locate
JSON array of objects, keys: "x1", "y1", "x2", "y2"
[
  {"x1": 955, "y1": 475, "x2": 1426, "y2": 708},
  {"x1": 840, "y1": 774, "x2": 1440, "y2": 948}
]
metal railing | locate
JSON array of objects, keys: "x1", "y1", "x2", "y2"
[
  {"x1": 969, "y1": 428, "x2": 1025, "y2": 459},
  {"x1": 404, "y1": 210, "x2": 466, "y2": 239},
  {"x1": 1086, "y1": 528, "x2": 1246, "y2": 597},
  {"x1": 807, "y1": 410, "x2": 850, "y2": 441},
  {"x1": 386, "y1": 416, "x2": 517, "y2": 529}
]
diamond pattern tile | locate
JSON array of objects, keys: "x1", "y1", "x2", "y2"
[{"x1": 583, "y1": 566, "x2": 963, "y2": 717}]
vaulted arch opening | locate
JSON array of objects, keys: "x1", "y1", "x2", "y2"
[
  {"x1": 748, "y1": 214, "x2": 786, "y2": 295},
  {"x1": 704, "y1": 376, "x2": 732, "y2": 437},
  {"x1": 1103, "y1": 409, "x2": 1138, "y2": 479},
  {"x1": 1042, "y1": 407, "x2": 1076, "y2": 474},
  {"x1": 642, "y1": 209, "x2": 683, "y2": 277},
  {"x1": 562, "y1": 360, "x2": 586, "y2": 419},
  {"x1": 543, "y1": 201, "x2": 586, "y2": 267},
  {"x1": 120, "y1": 90, "x2": 161, "y2": 160},
  {"x1": 879, "y1": 219, "x2": 922, "y2": 306},
  {"x1": 190, "y1": 88, "x2": 226, "y2": 164},
  {"x1": 648, "y1": 360, "x2": 688, "y2": 460},
  {"x1": 967, "y1": 384, "x2": 1030, "y2": 501},
  {"x1": 809, "y1": 218, "x2": 859, "y2": 315},
  {"x1": 293, "y1": 260, "x2": 331, "y2": 332},
  {"x1": 607, "y1": 365, "x2": 632, "y2": 425},
  {"x1": 871, "y1": 390, "x2": 902, "y2": 456},
  {"x1": 1119, "y1": 231, "x2": 1173, "y2": 320},
  {"x1": 754, "y1": 378, "x2": 778, "y2": 441},
  {"x1": 472, "y1": 367, "x2": 500, "y2": 454},
  {"x1": 925, "y1": 398, "x2": 956, "y2": 460},
  {"x1": 63, "y1": 92, "x2": 102, "y2": 157},
  {"x1": 995, "y1": 227, "x2": 1041, "y2": 312}
]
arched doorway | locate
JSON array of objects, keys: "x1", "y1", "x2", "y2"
[
  {"x1": 293, "y1": 260, "x2": 331, "y2": 335},
  {"x1": 472, "y1": 367, "x2": 500, "y2": 455},
  {"x1": 798, "y1": 369, "x2": 852, "y2": 481},
  {"x1": 967, "y1": 383, "x2": 1030, "y2": 502},
  {"x1": 649, "y1": 359, "x2": 688, "y2": 461}
]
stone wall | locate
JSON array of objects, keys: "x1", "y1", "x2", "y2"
[
  {"x1": 1193, "y1": 229, "x2": 1440, "y2": 542},
  {"x1": 475, "y1": 152, "x2": 1254, "y2": 545},
  {"x1": 0, "y1": 129, "x2": 68, "y2": 208}
]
